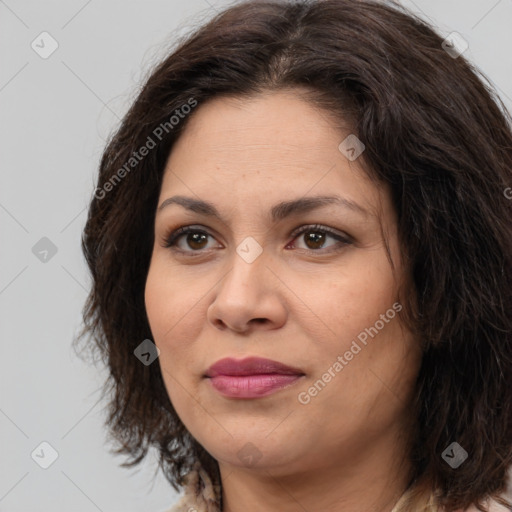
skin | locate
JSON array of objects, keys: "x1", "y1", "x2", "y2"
[{"x1": 144, "y1": 89, "x2": 423, "y2": 512}]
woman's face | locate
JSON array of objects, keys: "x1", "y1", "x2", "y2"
[{"x1": 145, "y1": 90, "x2": 422, "y2": 477}]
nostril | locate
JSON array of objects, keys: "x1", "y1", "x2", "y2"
[{"x1": 213, "y1": 319, "x2": 227, "y2": 329}]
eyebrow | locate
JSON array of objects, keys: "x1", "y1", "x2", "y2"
[{"x1": 157, "y1": 194, "x2": 369, "y2": 221}]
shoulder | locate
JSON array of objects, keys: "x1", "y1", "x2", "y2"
[
  {"x1": 460, "y1": 496, "x2": 511, "y2": 512},
  {"x1": 165, "y1": 492, "x2": 221, "y2": 512}
]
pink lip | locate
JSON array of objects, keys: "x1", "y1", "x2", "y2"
[
  {"x1": 205, "y1": 356, "x2": 304, "y2": 377},
  {"x1": 207, "y1": 374, "x2": 304, "y2": 398},
  {"x1": 205, "y1": 357, "x2": 305, "y2": 399}
]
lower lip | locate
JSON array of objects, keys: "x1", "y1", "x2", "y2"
[{"x1": 206, "y1": 374, "x2": 303, "y2": 398}]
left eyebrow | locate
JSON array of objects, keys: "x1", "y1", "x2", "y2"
[{"x1": 157, "y1": 194, "x2": 370, "y2": 221}]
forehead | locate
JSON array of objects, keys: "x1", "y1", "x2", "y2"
[
  {"x1": 169, "y1": 90, "x2": 349, "y2": 161},
  {"x1": 159, "y1": 90, "x2": 388, "y2": 219}
]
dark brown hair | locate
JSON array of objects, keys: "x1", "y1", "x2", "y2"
[{"x1": 76, "y1": 1, "x2": 512, "y2": 510}]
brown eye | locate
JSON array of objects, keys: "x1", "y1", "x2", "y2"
[
  {"x1": 162, "y1": 223, "x2": 352, "y2": 257},
  {"x1": 163, "y1": 226, "x2": 218, "y2": 252},
  {"x1": 303, "y1": 231, "x2": 327, "y2": 250},
  {"x1": 289, "y1": 224, "x2": 352, "y2": 254},
  {"x1": 185, "y1": 232, "x2": 209, "y2": 250}
]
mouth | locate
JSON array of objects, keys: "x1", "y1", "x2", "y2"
[
  {"x1": 205, "y1": 356, "x2": 305, "y2": 378},
  {"x1": 204, "y1": 357, "x2": 305, "y2": 399},
  {"x1": 205, "y1": 374, "x2": 305, "y2": 398}
]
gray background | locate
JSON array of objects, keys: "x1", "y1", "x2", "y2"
[{"x1": 1, "y1": 0, "x2": 511, "y2": 511}]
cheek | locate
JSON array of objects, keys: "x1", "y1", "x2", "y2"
[
  {"x1": 295, "y1": 250, "x2": 399, "y2": 342},
  {"x1": 145, "y1": 256, "x2": 201, "y2": 339},
  {"x1": 144, "y1": 268, "x2": 201, "y2": 419},
  {"x1": 292, "y1": 249, "x2": 416, "y2": 402},
  {"x1": 144, "y1": 258, "x2": 205, "y2": 382}
]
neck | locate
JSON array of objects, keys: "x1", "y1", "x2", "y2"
[{"x1": 218, "y1": 422, "x2": 414, "y2": 512}]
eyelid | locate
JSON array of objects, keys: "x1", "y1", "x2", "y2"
[
  {"x1": 289, "y1": 223, "x2": 352, "y2": 243},
  {"x1": 161, "y1": 223, "x2": 353, "y2": 254},
  {"x1": 161, "y1": 224, "x2": 222, "y2": 251}
]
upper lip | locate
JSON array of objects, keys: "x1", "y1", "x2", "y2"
[{"x1": 205, "y1": 357, "x2": 305, "y2": 377}]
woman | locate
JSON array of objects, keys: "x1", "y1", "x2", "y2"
[{"x1": 77, "y1": 0, "x2": 512, "y2": 511}]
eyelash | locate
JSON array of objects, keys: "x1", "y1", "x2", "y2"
[{"x1": 161, "y1": 224, "x2": 353, "y2": 256}]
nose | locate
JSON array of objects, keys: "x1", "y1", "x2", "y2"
[{"x1": 206, "y1": 247, "x2": 287, "y2": 333}]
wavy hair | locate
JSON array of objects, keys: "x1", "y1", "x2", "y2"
[{"x1": 76, "y1": 1, "x2": 512, "y2": 510}]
